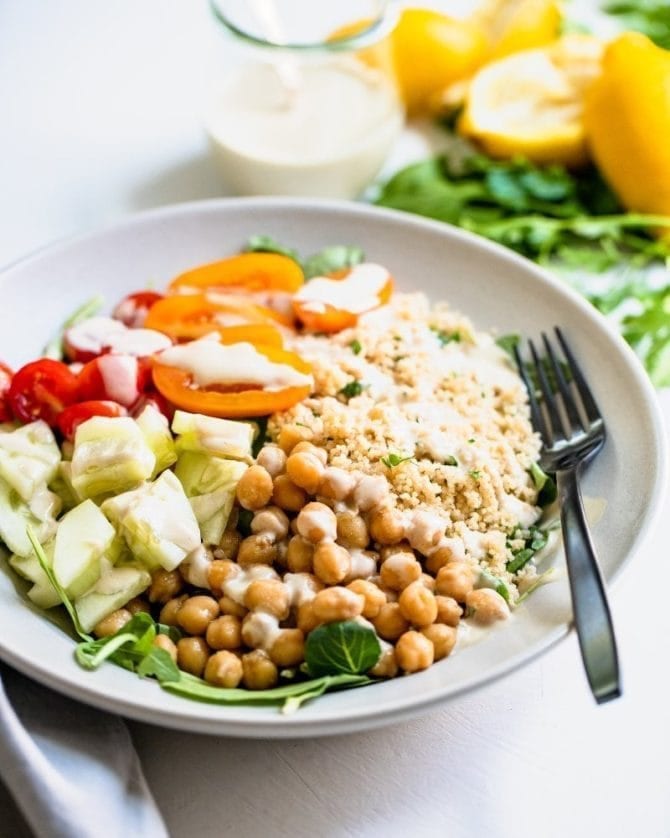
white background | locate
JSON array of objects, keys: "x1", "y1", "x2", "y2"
[{"x1": 1, "y1": 2, "x2": 669, "y2": 836}]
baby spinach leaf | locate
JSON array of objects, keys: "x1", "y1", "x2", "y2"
[
  {"x1": 506, "y1": 525, "x2": 549, "y2": 574},
  {"x1": 603, "y1": 0, "x2": 670, "y2": 49},
  {"x1": 304, "y1": 620, "x2": 382, "y2": 678},
  {"x1": 245, "y1": 235, "x2": 300, "y2": 263},
  {"x1": 496, "y1": 333, "x2": 521, "y2": 357},
  {"x1": 529, "y1": 462, "x2": 558, "y2": 506},
  {"x1": 303, "y1": 245, "x2": 365, "y2": 280}
]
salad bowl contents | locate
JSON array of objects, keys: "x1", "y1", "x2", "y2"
[{"x1": 0, "y1": 236, "x2": 559, "y2": 713}]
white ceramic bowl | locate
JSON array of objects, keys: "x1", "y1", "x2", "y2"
[{"x1": 0, "y1": 199, "x2": 665, "y2": 738}]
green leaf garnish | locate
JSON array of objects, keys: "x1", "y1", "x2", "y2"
[
  {"x1": 476, "y1": 569, "x2": 510, "y2": 603},
  {"x1": 350, "y1": 339, "x2": 363, "y2": 355},
  {"x1": 304, "y1": 620, "x2": 382, "y2": 678},
  {"x1": 529, "y1": 462, "x2": 558, "y2": 506},
  {"x1": 43, "y1": 296, "x2": 105, "y2": 361},
  {"x1": 245, "y1": 235, "x2": 300, "y2": 263},
  {"x1": 602, "y1": 0, "x2": 670, "y2": 49},
  {"x1": 506, "y1": 525, "x2": 549, "y2": 574},
  {"x1": 443, "y1": 455, "x2": 458, "y2": 466},
  {"x1": 496, "y1": 333, "x2": 521, "y2": 357},
  {"x1": 339, "y1": 380, "x2": 366, "y2": 400},
  {"x1": 303, "y1": 245, "x2": 365, "y2": 280},
  {"x1": 469, "y1": 469, "x2": 481, "y2": 480},
  {"x1": 381, "y1": 452, "x2": 413, "y2": 468},
  {"x1": 431, "y1": 326, "x2": 461, "y2": 346}
]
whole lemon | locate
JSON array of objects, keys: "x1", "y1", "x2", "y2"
[
  {"x1": 391, "y1": 8, "x2": 488, "y2": 116},
  {"x1": 585, "y1": 33, "x2": 670, "y2": 219}
]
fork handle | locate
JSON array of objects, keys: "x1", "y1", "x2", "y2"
[{"x1": 557, "y1": 467, "x2": 621, "y2": 703}]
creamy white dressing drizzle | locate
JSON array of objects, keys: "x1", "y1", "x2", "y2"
[
  {"x1": 97, "y1": 355, "x2": 139, "y2": 406},
  {"x1": 293, "y1": 263, "x2": 389, "y2": 315},
  {"x1": 159, "y1": 338, "x2": 312, "y2": 392}
]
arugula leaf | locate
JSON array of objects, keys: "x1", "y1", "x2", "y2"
[
  {"x1": 26, "y1": 526, "x2": 91, "y2": 641},
  {"x1": 529, "y1": 462, "x2": 558, "y2": 506},
  {"x1": 245, "y1": 235, "x2": 300, "y2": 263},
  {"x1": 339, "y1": 380, "x2": 366, "y2": 400},
  {"x1": 43, "y1": 296, "x2": 105, "y2": 361},
  {"x1": 431, "y1": 326, "x2": 461, "y2": 346},
  {"x1": 303, "y1": 245, "x2": 365, "y2": 280},
  {"x1": 381, "y1": 452, "x2": 413, "y2": 468},
  {"x1": 496, "y1": 333, "x2": 521, "y2": 357},
  {"x1": 603, "y1": 0, "x2": 670, "y2": 48},
  {"x1": 476, "y1": 569, "x2": 510, "y2": 603},
  {"x1": 304, "y1": 620, "x2": 382, "y2": 678},
  {"x1": 506, "y1": 525, "x2": 549, "y2": 574}
]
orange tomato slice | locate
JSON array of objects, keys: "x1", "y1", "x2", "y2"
[
  {"x1": 145, "y1": 294, "x2": 287, "y2": 343},
  {"x1": 168, "y1": 253, "x2": 304, "y2": 294},
  {"x1": 152, "y1": 344, "x2": 312, "y2": 418},
  {"x1": 293, "y1": 268, "x2": 393, "y2": 333}
]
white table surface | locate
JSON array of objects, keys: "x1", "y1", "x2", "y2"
[{"x1": 1, "y1": 2, "x2": 669, "y2": 837}]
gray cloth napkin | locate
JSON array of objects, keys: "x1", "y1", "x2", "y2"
[{"x1": 0, "y1": 664, "x2": 168, "y2": 838}]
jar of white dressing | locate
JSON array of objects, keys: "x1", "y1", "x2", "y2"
[{"x1": 206, "y1": 0, "x2": 403, "y2": 198}]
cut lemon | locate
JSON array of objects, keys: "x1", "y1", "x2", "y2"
[
  {"x1": 472, "y1": 0, "x2": 562, "y2": 60},
  {"x1": 459, "y1": 35, "x2": 604, "y2": 167}
]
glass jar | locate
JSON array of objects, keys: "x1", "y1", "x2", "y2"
[{"x1": 205, "y1": 0, "x2": 403, "y2": 198}]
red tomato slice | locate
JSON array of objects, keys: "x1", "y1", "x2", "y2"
[
  {"x1": 77, "y1": 355, "x2": 149, "y2": 407},
  {"x1": 113, "y1": 291, "x2": 164, "y2": 328},
  {"x1": 57, "y1": 400, "x2": 127, "y2": 440},
  {"x1": 0, "y1": 362, "x2": 13, "y2": 423},
  {"x1": 131, "y1": 389, "x2": 175, "y2": 423},
  {"x1": 8, "y1": 359, "x2": 79, "y2": 427}
]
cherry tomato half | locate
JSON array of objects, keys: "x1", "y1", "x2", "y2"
[
  {"x1": 0, "y1": 362, "x2": 13, "y2": 423},
  {"x1": 57, "y1": 400, "x2": 127, "y2": 440},
  {"x1": 113, "y1": 291, "x2": 165, "y2": 328},
  {"x1": 8, "y1": 359, "x2": 78, "y2": 427},
  {"x1": 76, "y1": 355, "x2": 152, "y2": 407}
]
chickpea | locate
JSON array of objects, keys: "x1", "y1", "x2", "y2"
[
  {"x1": 244, "y1": 579, "x2": 290, "y2": 620},
  {"x1": 126, "y1": 597, "x2": 150, "y2": 615},
  {"x1": 425, "y1": 541, "x2": 465, "y2": 575},
  {"x1": 217, "y1": 529, "x2": 241, "y2": 561},
  {"x1": 291, "y1": 441, "x2": 328, "y2": 465},
  {"x1": 336, "y1": 511, "x2": 369, "y2": 549},
  {"x1": 465, "y1": 589, "x2": 510, "y2": 625},
  {"x1": 353, "y1": 475, "x2": 388, "y2": 512},
  {"x1": 242, "y1": 649, "x2": 279, "y2": 690},
  {"x1": 236, "y1": 465, "x2": 273, "y2": 510},
  {"x1": 176, "y1": 595, "x2": 220, "y2": 636},
  {"x1": 369, "y1": 644, "x2": 398, "y2": 679},
  {"x1": 93, "y1": 608, "x2": 131, "y2": 638},
  {"x1": 218, "y1": 595, "x2": 248, "y2": 619},
  {"x1": 177, "y1": 637, "x2": 209, "y2": 677},
  {"x1": 152, "y1": 634, "x2": 178, "y2": 663},
  {"x1": 251, "y1": 506, "x2": 290, "y2": 541},
  {"x1": 320, "y1": 467, "x2": 357, "y2": 501},
  {"x1": 398, "y1": 581, "x2": 438, "y2": 627},
  {"x1": 206, "y1": 615, "x2": 242, "y2": 650},
  {"x1": 159, "y1": 595, "x2": 187, "y2": 627},
  {"x1": 406, "y1": 510, "x2": 446, "y2": 556},
  {"x1": 286, "y1": 451, "x2": 325, "y2": 494},
  {"x1": 379, "y1": 542, "x2": 412, "y2": 561},
  {"x1": 373, "y1": 602, "x2": 410, "y2": 641},
  {"x1": 256, "y1": 444, "x2": 287, "y2": 477},
  {"x1": 420, "y1": 573, "x2": 436, "y2": 592},
  {"x1": 347, "y1": 579, "x2": 386, "y2": 619},
  {"x1": 435, "y1": 564, "x2": 475, "y2": 602},
  {"x1": 286, "y1": 534, "x2": 314, "y2": 573},
  {"x1": 421, "y1": 624, "x2": 457, "y2": 661},
  {"x1": 148, "y1": 568, "x2": 183, "y2": 604},
  {"x1": 435, "y1": 595, "x2": 462, "y2": 627},
  {"x1": 237, "y1": 533, "x2": 278, "y2": 567},
  {"x1": 368, "y1": 506, "x2": 406, "y2": 546},
  {"x1": 207, "y1": 559, "x2": 238, "y2": 595},
  {"x1": 312, "y1": 587, "x2": 364, "y2": 623},
  {"x1": 204, "y1": 650, "x2": 243, "y2": 688},
  {"x1": 297, "y1": 600, "x2": 321, "y2": 634},
  {"x1": 272, "y1": 474, "x2": 308, "y2": 512},
  {"x1": 379, "y1": 552, "x2": 422, "y2": 591},
  {"x1": 277, "y1": 424, "x2": 313, "y2": 454},
  {"x1": 395, "y1": 631, "x2": 435, "y2": 672},
  {"x1": 270, "y1": 628, "x2": 305, "y2": 667},
  {"x1": 313, "y1": 541, "x2": 351, "y2": 585},
  {"x1": 296, "y1": 502, "x2": 337, "y2": 543}
]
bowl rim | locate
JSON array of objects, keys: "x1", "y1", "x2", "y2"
[{"x1": 1, "y1": 197, "x2": 666, "y2": 737}]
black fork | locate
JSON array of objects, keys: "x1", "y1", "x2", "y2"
[{"x1": 514, "y1": 328, "x2": 620, "y2": 704}]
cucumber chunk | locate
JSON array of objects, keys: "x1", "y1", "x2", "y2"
[
  {"x1": 74, "y1": 563, "x2": 151, "y2": 633},
  {"x1": 135, "y1": 405, "x2": 177, "y2": 477},
  {"x1": 102, "y1": 470, "x2": 200, "y2": 571},
  {"x1": 71, "y1": 416, "x2": 156, "y2": 500},
  {"x1": 172, "y1": 411, "x2": 254, "y2": 462},
  {"x1": 0, "y1": 478, "x2": 59, "y2": 557},
  {"x1": 0, "y1": 421, "x2": 61, "y2": 501},
  {"x1": 53, "y1": 500, "x2": 116, "y2": 599}
]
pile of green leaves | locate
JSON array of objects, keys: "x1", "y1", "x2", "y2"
[
  {"x1": 246, "y1": 235, "x2": 364, "y2": 280},
  {"x1": 28, "y1": 525, "x2": 380, "y2": 713},
  {"x1": 603, "y1": 0, "x2": 670, "y2": 48},
  {"x1": 375, "y1": 153, "x2": 670, "y2": 269}
]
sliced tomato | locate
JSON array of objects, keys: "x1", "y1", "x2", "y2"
[
  {"x1": 168, "y1": 253, "x2": 304, "y2": 294},
  {"x1": 57, "y1": 400, "x2": 127, "y2": 440},
  {"x1": 131, "y1": 389, "x2": 175, "y2": 422},
  {"x1": 113, "y1": 291, "x2": 164, "y2": 328},
  {"x1": 144, "y1": 294, "x2": 288, "y2": 343},
  {"x1": 77, "y1": 354, "x2": 150, "y2": 407},
  {"x1": 152, "y1": 344, "x2": 312, "y2": 418},
  {"x1": 8, "y1": 359, "x2": 79, "y2": 427},
  {"x1": 0, "y1": 362, "x2": 14, "y2": 423},
  {"x1": 293, "y1": 264, "x2": 393, "y2": 333},
  {"x1": 63, "y1": 316, "x2": 127, "y2": 363}
]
